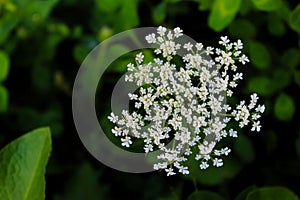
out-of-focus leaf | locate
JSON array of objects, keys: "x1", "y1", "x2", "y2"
[
  {"x1": 296, "y1": 131, "x2": 300, "y2": 158},
  {"x1": 249, "y1": 41, "x2": 270, "y2": 69},
  {"x1": 24, "y1": 0, "x2": 58, "y2": 23},
  {"x1": 294, "y1": 70, "x2": 300, "y2": 87},
  {"x1": 208, "y1": 0, "x2": 242, "y2": 32},
  {"x1": 187, "y1": 158, "x2": 242, "y2": 185},
  {"x1": 98, "y1": 26, "x2": 114, "y2": 42},
  {"x1": 31, "y1": 65, "x2": 52, "y2": 93},
  {"x1": 268, "y1": 14, "x2": 286, "y2": 37},
  {"x1": 251, "y1": 0, "x2": 282, "y2": 11},
  {"x1": 274, "y1": 93, "x2": 295, "y2": 121},
  {"x1": 0, "y1": 12, "x2": 19, "y2": 44},
  {"x1": 96, "y1": 0, "x2": 121, "y2": 12},
  {"x1": 106, "y1": 45, "x2": 131, "y2": 72},
  {"x1": 0, "y1": 85, "x2": 8, "y2": 112},
  {"x1": 248, "y1": 76, "x2": 275, "y2": 97},
  {"x1": 235, "y1": 185, "x2": 258, "y2": 200},
  {"x1": 229, "y1": 19, "x2": 256, "y2": 39},
  {"x1": 239, "y1": 0, "x2": 254, "y2": 15},
  {"x1": 187, "y1": 191, "x2": 225, "y2": 200},
  {"x1": 0, "y1": 51, "x2": 10, "y2": 82},
  {"x1": 281, "y1": 48, "x2": 300, "y2": 69},
  {"x1": 272, "y1": 69, "x2": 291, "y2": 90},
  {"x1": 73, "y1": 38, "x2": 98, "y2": 64},
  {"x1": 290, "y1": 4, "x2": 300, "y2": 33},
  {"x1": 234, "y1": 134, "x2": 255, "y2": 164},
  {"x1": 117, "y1": 0, "x2": 139, "y2": 30},
  {"x1": 0, "y1": 127, "x2": 51, "y2": 200},
  {"x1": 152, "y1": 2, "x2": 167, "y2": 24},
  {"x1": 54, "y1": 163, "x2": 108, "y2": 200},
  {"x1": 196, "y1": 0, "x2": 214, "y2": 10},
  {"x1": 246, "y1": 187, "x2": 298, "y2": 200}
]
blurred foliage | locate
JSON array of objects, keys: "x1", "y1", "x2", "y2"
[{"x1": 0, "y1": 0, "x2": 299, "y2": 199}]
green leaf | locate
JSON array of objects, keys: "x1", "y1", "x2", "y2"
[
  {"x1": 229, "y1": 19, "x2": 256, "y2": 39},
  {"x1": 296, "y1": 132, "x2": 300, "y2": 158},
  {"x1": 274, "y1": 93, "x2": 295, "y2": 121},
  {"x1": 96, "y1": 0, "x2": 121, "y2": 12},
  {"x1": 235, "y1": 185, "x2": 258, "y2": 200},
  {"x1": 196, "y1": 0, "x2": 215, "y2": 11},
  {"x1": 272, "y1": 69, "x2": 291, "y2": 90},
  {"x1": 249, "y1": 41, "x2": 270, "y2": 69},
  {"x1": 187, "y1": 158, "x2": 242, "y2": 185},
  {"x1": 268, "y1": 14, "x2": 286, "y2": 37},
  {"x1": 234, "y1": 134, "x2": 255, "y2": 164},
  {"x1": 294, "y1": 70, "x2": 300, "y2": 87},
  {"x1": 31, "y1": 65, "x2": 52, "y2": 93},
  {"x1": 187, "y1": 191, "x2": 225, "y2": 200},
  {"x1": 120, "y1": 0, "x2": 139, "y2": 29},
  {"x1": 0, "y1": 127, "x2": 52, "y2": 200},
  {"x1": 251, "y1": 0, "x2": 282, "y2": 11},
  {"x1": 0, "y1": 85, "x2": 8, "y2": 112},
  {"x1": 24, "y1": 0, "x2": 58, "y2": 23},
  {"x1": 246, "y1": 187, "x2": 298, "y2": 200},
  {"x1": 281, "y1": 48, "x2": 300, "y2": 70},
  {"x1": 208, "y1": 0, "x2": 242, "y2": 32},
  {"x1": 289, "y1": 4, "x2": 300, "y2": 33},
  {"x1": 0, "y1": 51, "x2": 10, "y2": 82},
  {"x1": 54, "y1": 163, "x2": 108, "y2": 200},
  {"x1": 152, "y1": 2, "x2": 167, "y2": 24},
  {"x1": 247, "y1": 76, "x2": 275, "y2": 97},
  {"x1": 0, "y1": 12, "x2": 19, "y2": 44}
]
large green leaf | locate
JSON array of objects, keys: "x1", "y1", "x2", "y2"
[
  {"x1": 187, "y1": 191, "x2": 225, "y2": 200},
  {"x1": 251, "y1": 0, "x2": 282, "y2": 11},
  {"x1": 290, "y1": 4, "x2": 300, "y2": 33},
  {"x1": 246, "y1": 187, "x2": 298, "y2": 200},
  {"x1": 208, "y1": 0, "x2": 242, "y2": 32},
  {"x1": 0, "y1": 51, "x2": 10, "y2": 82},
  {"x1": 274, "y1": 93, "x2": 295, "y2": 121},
  {"x1": 0, "y1": 127, "x2": 52, "y2": 200}
]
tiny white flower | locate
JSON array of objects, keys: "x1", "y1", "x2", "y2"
[
  {"x1": 121, "y1": 136, "x2": 132, "y2": 147},
  {"x1": 183, "y1": 42, "x2": 193, "y2": 51},
  {"x1": 200, "y1": 161, "x2": 209, "y2": 169},
  {"x1": 251, "y1": 121, "x2": 261, "y2": 132},
  {"x1": 195, "y1": 43, "x2": 203, "y2": 51},
  {"x1": 239, "y1": 54, "x2": 249, "y2": 64},
  {"x1": 174, "y1": 27, "x2": 183, "y2": 38},
  {"x1": 213, "y1": 158, "x2": 223, "y2": 167},
  {"x1": 219, "y1": 36, "x2": 230, "y2": 46},
  {"x1": 135, "y1": 52, "x2": 144, "y2": 64},
  {"x1": 157, "y1": 26, "x2": 167, "y2": 36},
  {"x1": 165, "y1": 167, "x2": 176, "y2": 176},
  {"x1": 108, "y1": 112, "x2": 119, "y2": 123},
  {"x1": 145, "y1": 33, "x2": 156, "y2": 43},
  {"x1": 255, "y1": 105, "x2": 265, "y2": 113}
]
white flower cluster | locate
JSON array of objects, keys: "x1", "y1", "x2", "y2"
[{"x1": 108, "y1": 26, "x2": 265, "y2": 176}]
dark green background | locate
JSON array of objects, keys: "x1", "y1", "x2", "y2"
[{"x1": 0, "y1": 0, "x2": 300, "y2": 199}]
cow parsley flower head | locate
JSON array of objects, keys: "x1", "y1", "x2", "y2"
[{"x1": 108, "y1": 27, "x2": 264, "y2": 176}]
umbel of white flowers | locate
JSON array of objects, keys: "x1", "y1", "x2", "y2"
[{"x1": 108, "y1": 26, "x2": 265, "y2": 176}]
